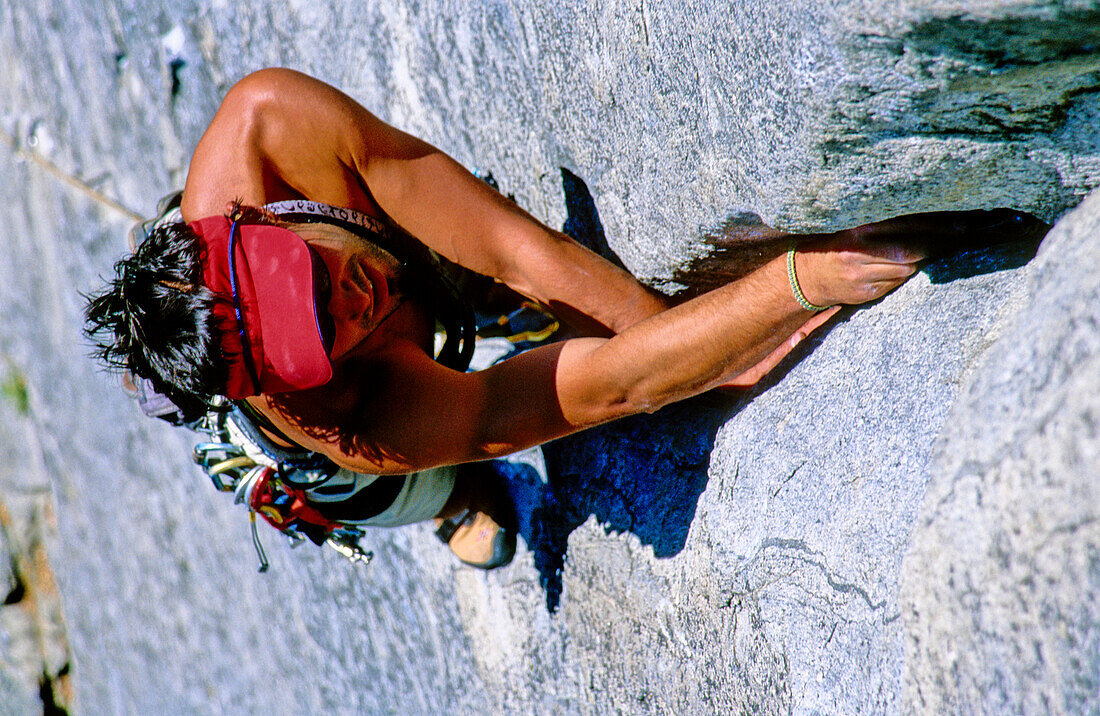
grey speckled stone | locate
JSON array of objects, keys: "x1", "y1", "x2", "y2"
[
  {"x1": 1, "y1": 0, "x2": 1097, "y2": 712},
  {"x1": 901, "y1": 190, "x2": 1100, "y2": 714}
]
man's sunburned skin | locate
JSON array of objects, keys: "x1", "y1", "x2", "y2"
[
  {"x1": 294, "y1": 223, "x2": 409, "y2": 360},
  {"x1": 673, "y1": 209, "x2": 1051, "y2": 298}
]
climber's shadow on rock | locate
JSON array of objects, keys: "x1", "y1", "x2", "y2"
[
  {"x1": 495, "y1": 394, "x2": 743, "y2": 613},
  {"x1": 499, "y1": 169, "x2": 1050, "y2": 613},
  {"x1": 490, "y1": 169, "x2": 744, "y2": 612}
]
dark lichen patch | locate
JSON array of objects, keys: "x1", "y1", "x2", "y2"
[
  {"x1": 168, "y1": 57, "x2": 185, "y2": 103},
  {"x1": 903, "y1": 11, "x2": 1100, "y2": 67},
  {"x1": 922, "y1": 54, "x2": 1100, "y2": 135},
  {"x1": 0, "y1": 498, "x2": 73, "y2": 715},
  {"x1": 4, "y1": 561, "x2": 26, "y2": 605},
  {"x1": 40, "y1": 663, "x2": 71, "y2": 716},
  {"x1": 835, "y1": 8, "x2": 1100, "y2": 144},
  {"x1": 903, "y1": 9, "x2": 1100, "y2": 136}
]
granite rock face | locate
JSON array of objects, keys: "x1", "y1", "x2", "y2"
[
  {"x1": 901, "y1": 190, "x2": 1100, "y2": 714},
  {"x1": 0, "y1": 0, "x2": 1097, "y2": 713}
]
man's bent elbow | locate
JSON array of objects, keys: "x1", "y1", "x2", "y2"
[{"x1": 567, "y1": 383, "x2": 669, "y2": 428}]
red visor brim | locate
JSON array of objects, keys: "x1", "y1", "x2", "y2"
[{"x1": 193, "y1": 216, "x2": 333, "y2": 397}]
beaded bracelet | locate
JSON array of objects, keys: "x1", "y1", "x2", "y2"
[{"x1": 786, "y1": 249, "x2": 831, "y2": 311}]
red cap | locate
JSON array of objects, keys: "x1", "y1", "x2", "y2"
[{"x1": 191, "y1": 216, "x2": 333, "y2": 398}]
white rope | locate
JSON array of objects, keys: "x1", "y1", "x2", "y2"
[{"x1": 0, "y1": 126, "x2": 143, "y2": 223}]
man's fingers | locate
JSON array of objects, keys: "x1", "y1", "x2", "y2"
[
  {"x1": 838, "y1": 262, "x2": 919, "y2": 302},
  {"x1": 852, "y1": 244, "x2": 927, "y2": 264},
  {"x1": 864, "y1": 260, "x2": 920, "y2": 281}
]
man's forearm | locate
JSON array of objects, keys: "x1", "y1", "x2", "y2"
[
  {"x1": 551, "y1": 254, "x2": 811, "y2": 427},
  {"x1": 472, "y1": 238, "x2": 924, "y2": 456}
]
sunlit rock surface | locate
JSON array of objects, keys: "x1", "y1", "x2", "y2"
[
  {"x1": 901, "y1": 190, "x2": 1100, "y2": 714},
  {"x1": 0, "y1": 0, "x2": 1096, "y2": 712}
]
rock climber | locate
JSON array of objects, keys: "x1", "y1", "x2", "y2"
[{"x1": 85, "y1": 68, "x2": 1046, "y2": 569}]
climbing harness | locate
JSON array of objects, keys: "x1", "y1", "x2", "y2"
[{"x1": 183, "y1": 399, "x2": 373, "y2": 571}]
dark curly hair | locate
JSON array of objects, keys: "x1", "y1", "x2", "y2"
[{"x1": 84, "y1": 221, "x2": 227, "y2": 421}]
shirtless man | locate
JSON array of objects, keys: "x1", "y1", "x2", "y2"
[{"x1": 86, "y1": 68, "x2": 952, "y2": 568}]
